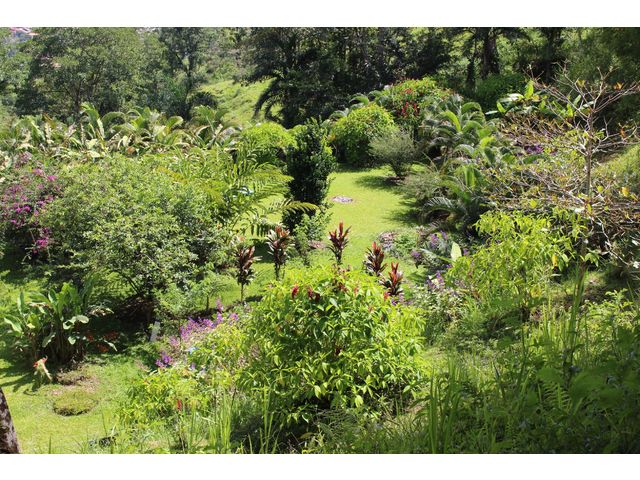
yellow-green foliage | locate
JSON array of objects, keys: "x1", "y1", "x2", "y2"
[
  {"x1": 238, "y1": 122, "x2": 295, "y2": 166},
  {"x1": 331, "y1": 104, "x2": 395, "y2": 166},
  {"x1": 201, "y1": 79, "x2": 273, "y2": 127},
  {"x1": 595, "y1": 144, "x2": 640, "y2": 194}
]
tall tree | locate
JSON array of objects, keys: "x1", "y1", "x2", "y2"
[
  {"x1": 158, "y1": 28, "x2": 213, "y2": 118},
  {"x1": 458, "y1": 27, "x2": 526, "y2": 88},
  {"x1": 16, "y1": 28, "x2": 146, "y2": 118},
  {"x1": 245, "y1": 27, "x2": 411, "y2": 127}
]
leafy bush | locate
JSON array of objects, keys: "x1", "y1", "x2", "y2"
[
  {"x1": 242, "y1": 266, "x2": 423, "y2": 426},
  {"x1": 446, "y1": 211, "x2": 576, "y2": 328},
  {"x1": 331, "y1": 104, "x2": 395, "y2": 167},
  {"x1": 370, "y1": 127, "x2": 419, "y2": 178},
  {"x1": 283, "y1": 120, "x2": 335, "y2": 230},
  {"x1": 238, "y1": 122, "x2": 295, "y2": 166},
  {"x1": 40, "y1": 157, "x2": 219, "y2": 314}
]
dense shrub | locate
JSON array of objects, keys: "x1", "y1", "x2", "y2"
[
  {"x1": 331, "y1": 104, "x2": 395, "y2": 167},
  {"x1": 283, "y1": 120, "x2": 336, "y2": 231},
  {"x1": 242, "y1": 266, "x2": 423, "y2": 426},
  {"x1": 472, "y1": 72, "x2": 527, "y2": 112},
  {"x1": 40, "y1": 156, "x2": 222, "y2": 314},
  {"x1": 446, "y1": 211, "x2": 576, "y2": 329},
  {"x1": 238, "y1": 122, "x2": 295, "y2": 166}
]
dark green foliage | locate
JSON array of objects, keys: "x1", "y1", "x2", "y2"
[
  {"x1": 283, "y1": 120, "x2": 336, "y2": 231},
  {"x1": 245, "y1": 28, "x2": 414, "y2": 127},
  {"x1": 473, "y1": 72, "x2": 527, "y2": 112},
  {"x1": 16, "y1": 28, "x2": 147, "y2": 118}
]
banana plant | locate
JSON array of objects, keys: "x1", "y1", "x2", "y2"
[
  {"x1": 2, "y1": 277, "x2": 110, "y2": 365},
  {"x1": 189, "y1": 105, "x2": 237, "y2": 149}
]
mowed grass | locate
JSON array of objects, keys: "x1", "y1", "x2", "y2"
[
  {"x1": 0, "y1": 347, "x2": 140, "y2": 453},
  {"x1": 215, "y1": 165, "x2": 419, "y2": 304}
]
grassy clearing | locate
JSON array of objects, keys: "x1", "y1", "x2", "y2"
[
  {"x1": 201, "y1": 79, "x2": 272, "y2": 127},
  {"x1": 214, "y1": 165, "x2": 418, "y2": 304},
  {"x1": 0, "y1": 344, "x2": 140, "y2": 453}
]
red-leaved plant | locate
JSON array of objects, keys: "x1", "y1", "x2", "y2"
[
  {"x1": 380, "y1": 262, "x2": 404, "y2": 297},
  {"x1": 266, "y1": 225, "x2": 292, "y2": 280},
  {"x1": 234, "y1": 241, "x2": 260, "y2": 302},
  {"x1": 364, "y1": 241, "x2": 387, "y2": 277},
  {"x1": 328, "y1": 222, "x2": 351, "y2": 265}
]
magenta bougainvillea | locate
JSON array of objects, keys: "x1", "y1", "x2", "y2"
[{"x1": 0, "y1": 164, "x2": 62, "y2": 257}]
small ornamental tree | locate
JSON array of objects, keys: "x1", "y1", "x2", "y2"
[
  {"x1": 283, "y1": 119, "x2": 336, "y2": 231},
  {"x1": 266, "y1": 225, "x2": 292, "y2": 280},
  {"x1": 234, "y1": 241, "x2": 259, "y2": 302},
  {"x1": 328, "y1": 222, "x2": 350, "y2": 265}
]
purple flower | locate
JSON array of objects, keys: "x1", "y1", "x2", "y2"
[{"x1": 156, "y1": 352, "x2": 174, "y2": 368}]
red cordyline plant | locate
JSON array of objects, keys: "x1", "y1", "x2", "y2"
[
  {"x1": 266, "y1": 225, "x2": 292, "y2": 280},
  {"x1": 328, "y1": 222, "x2": 351, "y2": 265},
  {"x1": 234, "y1": 240, "x2": 260, "y2": 302},
  {"x1": 364, "y1": 241, "x2": 387, "y2": 277},
  {"x1": 380, "y1": 262, "x2": 404, "y2": 297}
]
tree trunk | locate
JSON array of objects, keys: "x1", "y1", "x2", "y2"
[{"x1": 0, "y1": 388, "x2": 20, "y2": 454}]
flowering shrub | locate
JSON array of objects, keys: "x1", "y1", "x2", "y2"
[
  {"x1": 121, "y1": 305, "x2": 247, "y2": 430},
  {"x1": 242, "y1": 266, "x2": 423, "y2": 426},
  {"x1": 0, "y1": 164, "x2": 62, "y2": 257},
  {"x1": 377, "y1": 78, "x2": 450, "y2": 133}
]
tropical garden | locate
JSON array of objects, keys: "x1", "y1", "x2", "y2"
[{"x1": 1, "y1": 27, "x2": 640, "y2": 454}]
